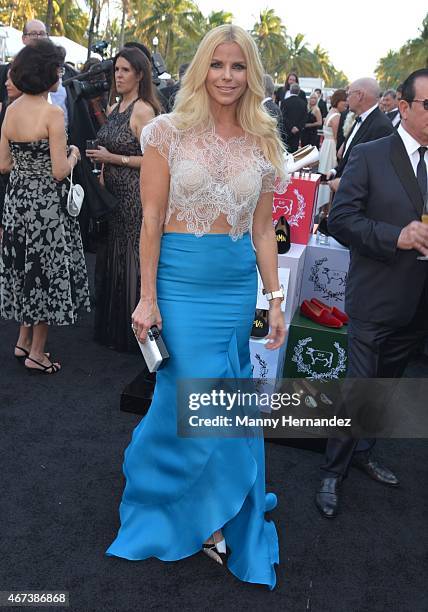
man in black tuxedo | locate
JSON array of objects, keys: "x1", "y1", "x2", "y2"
[
  {"x1": 281, "y1": 83, "x2": 307, "y2": 152},
  {"x1": 315, "y1": 88, "x2": 328, "y2": 120},
  {"x1": 262, "y1": 74, "x2": 284, "y2": 141},
  {"x1": 383, "y1": 89, "x2": 401, "y2": 127},
  {"x1": 315, "y1": 69, "x2": 428, "y2": 518},
  {"x1": 328, "y1": 79, "x2": 394, "y2": 195}
]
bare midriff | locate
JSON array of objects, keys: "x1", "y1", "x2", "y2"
[{"x1": 163, "y1": 212, "x2": 236, "y2": 235}]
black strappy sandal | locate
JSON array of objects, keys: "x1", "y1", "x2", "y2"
[
  {"x1": 15, "y1": 345, "x2": 30, "y2": 362},
  {"x1": 25, "y1": 356, "x2": 61, "y2": 375},
  {"x1": 15, "y1": 346, "x2": 51, "y2": 363}
]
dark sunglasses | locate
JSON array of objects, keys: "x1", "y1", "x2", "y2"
[{"x1": 410, "y1": 99, "x2": 428, "y2": 111}]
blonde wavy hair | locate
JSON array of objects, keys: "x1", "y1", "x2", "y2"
[{"x1": 172, "y1": 25, "x2": 286, "y2": 177}]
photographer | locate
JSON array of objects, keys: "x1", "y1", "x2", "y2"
[{"x1": 89, "y1": 47, "x2": 161, "y2": 352}]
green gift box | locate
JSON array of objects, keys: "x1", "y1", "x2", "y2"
[{"x1": 283, "y1": 310, "x2": 348, "y2": 379}]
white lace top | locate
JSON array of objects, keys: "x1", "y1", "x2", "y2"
[{"x1": 140, "y1": 114, "x2": 287, "y2": 240}]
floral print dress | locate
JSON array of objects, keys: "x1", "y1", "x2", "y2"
[{"x1": 0, "y1": 139, "x2": 90, "y2": 326}]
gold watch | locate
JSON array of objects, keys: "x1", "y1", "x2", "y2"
[{"x1": 121, "y1": 155, "x2": 130, "y2": 166}]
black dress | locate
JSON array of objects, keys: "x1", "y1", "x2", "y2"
[
  {"x1": 301, "y1": 110, "x2": 320, "y2": 147},
  {"x1": 0, "y1": 140, "x2": 90, "y2": 325},
  {"x1": 94, "y1": 100, "x2": 143, "y2": 352}
]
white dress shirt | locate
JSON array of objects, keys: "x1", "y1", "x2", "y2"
[
  {"x1": 344, "y1": 103, "x2": 379, "y2": 153},
  {"x1": 390, "y1": 110, "x2": 401, "y2": 128},
  {"x1": 397, "y1": 124, "x2": 428, "y2": 181}
]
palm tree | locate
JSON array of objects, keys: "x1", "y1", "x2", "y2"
[
  {"x1": 375, "y1": 50, "x2": 403, "y2": 89},
  {"x1": 132, "y1": 0, "x2": 201, "y2": 69},
  {"x1": 2, "y1": 0, "x2": 40, "y2": 29},
  {"x1": 312, "y1": 44, "x2": 335, "y2": 84},
  {"x1": 118, "y1": 0, "x2": 130, "y2": 49},
  {"x1": 204, "y1": 10, "x2": 233, "y2": 31},
  {"x1": 286, "y1": 33, "x2": 314, "y2": 76},
  {"x1": 45, "y1": 0, "x2": 54, "y2": 34},
  {"x1": 165, "y1": 9, "x2": 233, "y2": 72},
  {"x1": 51, "y1": 0, "x2": 89, "y2": 43},
  {"x1": 376, "y1": 12, "x2": 428, "y2": 88},
  {"x1": 252, "y1": 9, "x2": 287, "y2": 75}
]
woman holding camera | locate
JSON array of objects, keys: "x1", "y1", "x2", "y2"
[
  {"x1": 106, "y1": 25, "x2": 287, "y2": 589},
  {"x1": 0, "y1": 40, "x2": 90, "y2": 373},
  {"x1": 88, "y1": 47, "x2": 161, "y2": 353}
]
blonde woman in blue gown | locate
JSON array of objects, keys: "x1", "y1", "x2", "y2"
[{"x1": 107, "y1": 25, "x2": 288, "y2": 589}]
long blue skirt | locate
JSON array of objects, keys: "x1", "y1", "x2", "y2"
[{"x1": 106, "y1": 233, "x2": 279, "y2": 589}]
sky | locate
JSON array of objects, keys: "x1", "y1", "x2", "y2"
[{"x1": 196, "y1": 0, "x2": 427, "y2": 81}]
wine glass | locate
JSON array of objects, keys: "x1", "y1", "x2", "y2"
[
  {"x1": 417, "y1": 192, "x2": 428, "y2": 261},
  {"x1": 86, "y1": 139, "x2": 101, "y2": 175}
]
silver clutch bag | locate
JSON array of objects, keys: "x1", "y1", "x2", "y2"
[{"x1": 133, "y1": 325, "x2": 169, "y2": 372}]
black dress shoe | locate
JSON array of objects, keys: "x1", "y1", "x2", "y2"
[
  {"x1": 352, "y1": 452, "x2": 399, "y2": 486},
  {"x1": 315, "y1": 477, "x2": 340, "y2": 518}
]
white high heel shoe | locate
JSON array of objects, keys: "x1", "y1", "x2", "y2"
[{"x1": 202, "y1": 536, "x2": 227, "y2": 565}]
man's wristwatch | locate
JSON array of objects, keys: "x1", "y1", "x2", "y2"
[{"x1": 263, "y1": 285, "x2": 285, "y2": 302}]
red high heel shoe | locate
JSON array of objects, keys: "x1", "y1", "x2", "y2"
[
  {"x1": 300, "y1": 299, "x2": 343, "y2": 328},
  {"x1": 310, "y1": 298, "x2": 349, "y2": 324}
]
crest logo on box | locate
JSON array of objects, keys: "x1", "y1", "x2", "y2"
[
  {"x1": 292, "y1": 337, "x2": 347, "y2": 380},
  {"x1": 253, "y1": 353, "x2": 268, "y2": 379},
  {"x1": 273, "y1": 189, "x2": 306, "y2": 227},
  {"x1": 309, "y1": 257, "x2": 348, "y2": 302},
  {"x1": 273, "y1": 198, "x2": 294, "y2": 217}
]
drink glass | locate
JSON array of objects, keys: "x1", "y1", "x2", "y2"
[
  {"x1": 86, "y1": 139, "x2": 101, "y2": 175},
  {"x1": 417, "y1": 192, "x2": 428, "y2": 261},
  {"x1": 316, "y1": 231, "x2": 330, "y2": 246}
]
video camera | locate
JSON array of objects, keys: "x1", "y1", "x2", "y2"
[
  {"x1": 63, "y1": 40, "x2": 168, "y2": 101},
  {"x1": 63, "y1": 59, "x2": 113, "y2": 101}
]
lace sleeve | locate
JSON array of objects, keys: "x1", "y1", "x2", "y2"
[
  {"x1": 140, "y1": 115, "x2": 176, "y2": 161},
  {"x1": 261, "y1": 166, "x2": 290, "y2": 195}
]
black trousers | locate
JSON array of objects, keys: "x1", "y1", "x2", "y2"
[
  {"x1": 286, "y1": 133, "x2": 300, "y2": 153},
  {"x1": 321, "y1": 294, "x2": 428, "y2": 479}
]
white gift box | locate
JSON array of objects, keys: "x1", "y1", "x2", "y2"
[
  {"x1": 249, "y1": 325, "x2": 290, "y2": 406},
  {"x1": 299, "y1": 234, "x2": 350, "y2": 310},
  {"x1": 250, "y1": 322, "x2": 289, "y2": 381},
  {"x1": 278, "y1": 244, "x2": 307, "y2": 324}
]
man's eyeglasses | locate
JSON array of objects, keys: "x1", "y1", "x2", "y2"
[
  {"x1": 411, "y1": 99, "x2": 428, "y2": 111},
  {"x1": 24, "y1": 31, "x2": 48, "y2": 38}
]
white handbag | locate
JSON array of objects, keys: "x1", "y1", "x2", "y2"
[{"x1": 66, "y1": 163, "x2": 84, "y2": 217}]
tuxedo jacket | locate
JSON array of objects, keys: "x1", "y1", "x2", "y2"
[
  {"x1": 318, "y1": 98, "x2": 328, "y2": 119},
  {"x1": 336, "y1": 107, "x2": 394, "y2": 177},
  {"x1": 386, "y1": 109, "x2": 401, "y2": 129},
  {"x1": 328, "y1": 132, "x2": 428, "y2": 327},
  {"x1": 276, "y1": 87, "x2": 306, "y2": 108},
  {"x1": 336, "y1": 110, "x2": 348, "y2": 152},
  {"x1": 281, "y1": 95, "x2": 307, "y2": 135}
]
